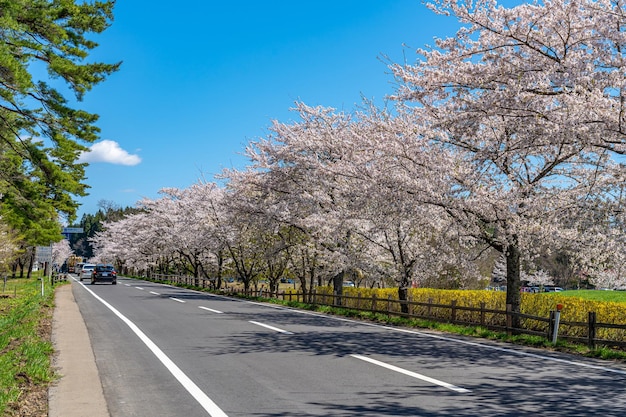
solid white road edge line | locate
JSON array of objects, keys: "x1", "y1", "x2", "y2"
[
  {"x1": 199, "y1": 306, "x2": 223, "y2": 314},
  {"x1": 249, "y1": 321, "x2": 294, "y2": 334},
  {"x1": 351, "y1": 354, "x2": 471, "y2": 394},
  {"x1": 170, "y1": 297, "x2": 186, "y2": 303},
  {"x1": 77, "y1": 281, "x2": 229, "y2": 417}
]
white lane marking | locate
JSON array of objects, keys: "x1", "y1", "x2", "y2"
[
  {"x1": 245, "y1": 300, "x2": 287, "y2": 310},
  {"x1": 249, "y1": 321, "x2": 293, "y2": 334},
  {"x1": 351, "y1": 354, "x2": 471, "y2": 394},
  {"x1": 268, "y1": 304, "x2": 626, "y2": 377},
  {"x1": 124, "y1": 284, "x2": 131, "y2": 287},
  {"x1": 77, "y1": 282, "x2": 229, "y2": 417},
  {"x1": 124, "y1": 278, "x2": 626, "y2": 376},
  {"x1": 199, "y1": 306, "x2": 223, "y2": 314},
  {"x1": 135, "y1": 287, "x2": 144, "y2": 290},
  {"x1": 150, "y1": 291, "x2": 160, "y2": 295},
  {"x1": 170, "y1": 297, "x2": 186, "y2": 303}
]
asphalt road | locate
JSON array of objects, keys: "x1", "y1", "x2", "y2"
[{"x1": 71, "y1": 276, "x2": 626, "y2": 417}]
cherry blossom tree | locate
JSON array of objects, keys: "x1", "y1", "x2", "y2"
[
  {"x1": 227, "y1": 109, "x2": 366, "y2": 299},
  {"x1": 238, "y1": 103, "x2": 484, "y2": 308},
  {"x1": 214, "y1": 206, "x2": 264, "y2": 292},
  {"x1": 388, "y1": 0, "x2": 626, "y2": 322},
  {"x1": 590, "y1": 267, "x2": 626, "y2": 290},
  {"x1": 92, "y1": 183, "x2": 231, "y2": 284},
  {"x1": 491, "y1": 254, "x2": 507, "y2": 284},
  {"x1": 522, "y1": 270, "x2": 555, "y2": 288},
  {"x1": 151, "y1": 185, "x2": 225, "y2": 286},
  {"x1": 52, "y1": 239, "x2": 73, "y2": 269},
  {"x1": 91, "y1": 213, "x2": 156, "y2": 274}
]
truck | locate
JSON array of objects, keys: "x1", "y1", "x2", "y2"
[{"x1": 66, "y1": 255, "x2": 83, "y2": 273}]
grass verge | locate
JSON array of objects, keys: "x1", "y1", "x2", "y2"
[{"x1": 0, "y1": 276, "x2": 57, "y2": 416}]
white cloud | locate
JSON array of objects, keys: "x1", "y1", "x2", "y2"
[{"x1": 78, "y1": 140, "x2": 142, "y2": 166}]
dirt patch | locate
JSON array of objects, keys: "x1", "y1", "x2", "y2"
[{"x1": 5, "y1": 383, "x2": 48, "y2": 417}]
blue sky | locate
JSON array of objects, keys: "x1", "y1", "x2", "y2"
[{"x1": 74, "y1": 1, "x2": 458, "y2": 217}]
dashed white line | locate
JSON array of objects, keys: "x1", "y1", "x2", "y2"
[
  {"x1": 97, "y1": 278, "x2": 626, "y2": 377},
  {"x1": 78, "y1": 282, "x2": 229, "y2": 416},
  {"x1": 249, "y1": 321, "x2": 293, "y2": 334},
  {"x1": 135, "y1": 287, "x2": 144, "y2": 290},
  {"x1": 199, "y1": 306, "x2": 223, "y2": 314},
  {"x1": 351, "y1": 354, "x2": 471, "y2": 394},
  {"x1": 170, "y1": 297, "x2": 186, "y2": 303},
  {"x1": 150, "y1": 291, "x2": 160, "y2": 295}
]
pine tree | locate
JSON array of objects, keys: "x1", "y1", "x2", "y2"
[{"x1": 0, "y1": 0, "x2": 120, "y2": 244}]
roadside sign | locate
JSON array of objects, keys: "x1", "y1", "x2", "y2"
[
  {"x1": 62, "y1": 227, "x2": 84, "y2": 234},
  {"x1": 36, "y1": 246, "x2": 52, "y2": 263}
]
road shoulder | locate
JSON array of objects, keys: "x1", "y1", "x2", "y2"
[{"x1": 48, "y1": 283, "x2": 109, "y2": 417}]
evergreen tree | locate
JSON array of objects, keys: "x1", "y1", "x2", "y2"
[{"x1": 0, "y1": 0, "x2": 120, "y2": 244}]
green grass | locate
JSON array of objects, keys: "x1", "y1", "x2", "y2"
[
  {"x1": 558, "y1": 289, "x2": 626, "y2": 303},
  {"x1": 0, "y1": 276, "x2": 56, "y2": 416}
]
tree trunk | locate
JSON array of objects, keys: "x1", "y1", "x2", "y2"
[
  {"x1": 216, "y1": 253, "x2": 224, "y2": 289},
  {"x1": 27, "y1": 253, "x2": 34, "y2": 279},
  {"x1": 333, "y1": 271, "x2": 344, "y2": 306},
  {"x1": 398, "y1": 286, "x2": 409, "y2": 315},
  {"x1": 298, "y1": 276, "x2": 307, "y2": 302},
  {"x1": 505, "y1": 241, "x2": 522, "y2": 329}
]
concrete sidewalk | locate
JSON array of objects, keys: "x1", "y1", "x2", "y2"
[{"x1": 48, "y1": 283, "x2": 110, "y2": 417}]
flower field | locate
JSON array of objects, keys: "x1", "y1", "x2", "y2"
[{"x1": 308, "y1": 287, "x2": 626, "y2": 345}]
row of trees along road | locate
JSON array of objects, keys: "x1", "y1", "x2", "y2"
[{"x1": 91, "y1": 0, "x2": 625, "y2": 327}]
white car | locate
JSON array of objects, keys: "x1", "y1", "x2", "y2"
[{"x1": 79, "y1": 263, "x2": 96, "y2": 281}]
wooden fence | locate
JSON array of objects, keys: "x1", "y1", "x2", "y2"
[
  {"x1": 146, "y1": 274, "x2": 626, "y2": 350},
  {"x1": 235, "y1": 288, "x2": 626, "y2": 351},
  {"x1": 152, "y1": 274, "x2": 215, "y2": 288}
]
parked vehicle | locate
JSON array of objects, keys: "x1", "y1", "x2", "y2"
[
  {"x1": 79, "y1": 264, "x2": 96, "y2": 281},
  {"x1": 91, "y1": 264, "x2": 117, "y2": 285}
]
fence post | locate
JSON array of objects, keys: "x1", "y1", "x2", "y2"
[
  {"x1": 427, "y1": 298, "x2": 433, "y2": 317},
  {"x1": 588, "y1": 311, "x2": 597, "y2": 350},
  {"x1": 357, "y1": 292, "x2": 361, "y2": 311},
  {"x1": 408, "y1": 293, "x2": 412, "y2": 317},
  {"x1": 387, "y1": 295, "x2": 392, "y2": 317},
  {"x1": 480, "y1": 302, "x2": 485, "y2": 326},
  {"x1": 451, "y1": 300, "x2": 457, "y2": 324},
  {"x1": 506, "y1": 304, "x2": 513, "y2": 336},
  {"x1": 548, "y1": 310, "x2": 555, "y2": 339},
  {"x1": 371, "y1": 294, "x2": 377, "y2": 313},
  {"x1": 551, "y1": 304, "x2": 563, "y2": 344}
]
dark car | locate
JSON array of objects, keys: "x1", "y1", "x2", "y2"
[{"x1": 91, "y1": 264, "x2": 117, "y2": 285}]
